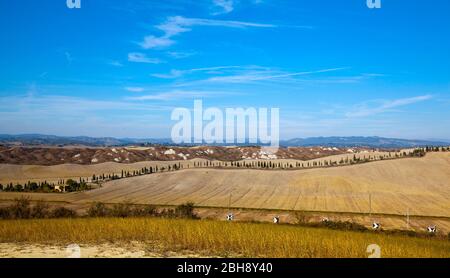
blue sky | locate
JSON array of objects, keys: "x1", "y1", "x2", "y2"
[{"x1": 0, "y1": 0, "x2": 449, "y2": 140}]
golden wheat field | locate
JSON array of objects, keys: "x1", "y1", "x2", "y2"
[{"x1": 0, "y1": 218, "x2": 449, "y2": 258}]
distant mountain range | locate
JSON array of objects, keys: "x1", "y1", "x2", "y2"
[
  {"x1": 280, "y1": 136, "x2": 450, "y2": 148},
  {"x1": 0, "y1": 134, "x2": 448, "y2": 148},
  {"x1": 0, "y1": 134, "x2": 169, "y2": 147}
]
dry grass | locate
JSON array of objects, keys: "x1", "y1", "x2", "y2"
[{"x1": 0, "y1": 218, "x2": 449, "y2": 258}]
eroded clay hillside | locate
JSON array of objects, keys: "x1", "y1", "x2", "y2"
[{"x1": 0, "y1": 145, "x2": 370, "y2": 165}]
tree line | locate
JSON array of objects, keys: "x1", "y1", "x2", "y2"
[{"x1": 0, "y1": 178, "x2": 89, "y2": 193}]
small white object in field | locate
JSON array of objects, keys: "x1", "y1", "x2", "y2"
[
  {"x1": 164, "y1": 149, "x2": 176, "y2": 155},
  {"x1": 226, "y1": 213, "x2": 234, "y2": 221},
  {"x1": 273, "y1": 216, "x2": 280, "y2": 224}
]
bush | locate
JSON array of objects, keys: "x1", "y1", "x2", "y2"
[
  {"x1": 87, "y1": 202, "x2": 110, "y2": 217},
  {"x1": 301, "y1": 220, "x2": 369, "y2": 232},
  {"x1": 293, "y1": 210, "x2": 311, "y2": 224},
  {"x1": 0, "y1": 207, "x2": 10, "y2": 219},
  {"x1": 319, "y1": 221, "x2": 368, "y2": 232},
  {"x1": 111, "y1": 202, "x2": 133, "y2": 218},
  {"x1": 159, "y1": 208, "x2": 175, "y2": 218},
  {"x1": 51, "y1": 207, "x2": 77, "y2": 218},
  {"x1": 31, "y1": 201, "x2": 50, "y2": 218},
  {"x1": 132, "y1": 204, "x2": 157, "y2": 217},
  {"x1": 9, "y1": 197, "x2": 31, "y2": 219},
  {"x1": 175, "y1": 202, "x2": 198, "y2": 219}
]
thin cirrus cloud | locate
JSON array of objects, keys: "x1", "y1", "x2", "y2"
[
  {"x1": 128, "y1": 52, "x2": 163, "y2": 64},
  {"x1": 0, "y1": 94, "x2": 171, "y2": 116},
  {"x1": 153, "y1": 64, "x2": 331, "y2": 81},
  {"x1": 167, "y1": 51, "x2": 196, "y2": 59},
  {"x1": 212, "y1": 0, "x2": 234, "y2": 15},
  {"x1": 139, "y1": 16, "x2": 276, "y2": 49},
  {"x1": 139, "y1": 36, "x2": 175, "y2": 49},
  {"x1": 346, "y1": 95, "x2": 433, "y2": 118},
  {"x1": 164, "y1": 66, "x2": 353, "y2": 88},
  {"x1": 125, "y1": 87, "x2": 145, "y2": 93},
  {"x1": 127, "y1": 90, "x2": 239, "y2": 101},
  {"x1": 109, "y1": 61, "x2": 124, "y2": 67},
  {"x1": 205, "y1": 67, "x2": 349, "y2": 83},
  {"x1": 151, "y1": 65, "x2": 243, "y2": 79},
  {"x1": 64, "y1": 51, "x2": 73, "y2": 65}
]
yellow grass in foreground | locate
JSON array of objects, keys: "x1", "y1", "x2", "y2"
[{"x1": 0, "y1": 218, "x2": 449, "y2": 258}]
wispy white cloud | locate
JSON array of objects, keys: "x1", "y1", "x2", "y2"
[
  {"x1": 127, "y1": 90, "x2": 239, "y2": 101},
  {"x1": 205, "y1": 67, "x2": 349, "y2": 83},
  {"x1": 128, "y1": 52, "x2": 163, "y2": 64},
  {"x1": 139, "y1": 36, "x2": 175, "y2": 49},
  {"x1": 0, "y1": 94, "x2": 171, "y2": 116},
  {"x1": 64, "y1": 52, "x2": 73, "y2": 65},
  {"x1": 346, "y1": 95, "x2": 433, "y2": 118},
  {"x1": 167, "y1": 51, "x2": 196, "y2": 59},
  {"x1": 125, "y1": 87, "x2": 145, "y2": 93},
  {"x1": 109, "y1": 61, "x2": 124, "y2": 67},
  {"x1": 151, "y1": 70, "x2": 185, "y2": 79},
  {"x1": 212, "y1": 0, "x2": 234, "y2": 15},
  {"x1": 140, "y1": 16, "x2": 276, "y2": 49},
  {"x1": 167, "y1": 66, "x2": 353, "y2": 87},
  {"x1": 151, "y1": 65, "x2": 242, "y2": 79}
]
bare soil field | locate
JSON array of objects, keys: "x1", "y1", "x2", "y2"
[
  {"x1": 0, "y1": 242, "x2": 205, "y2": 258},
  {"x1": 0, "y1": 149, "x2": 412, "y2": 184}
]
